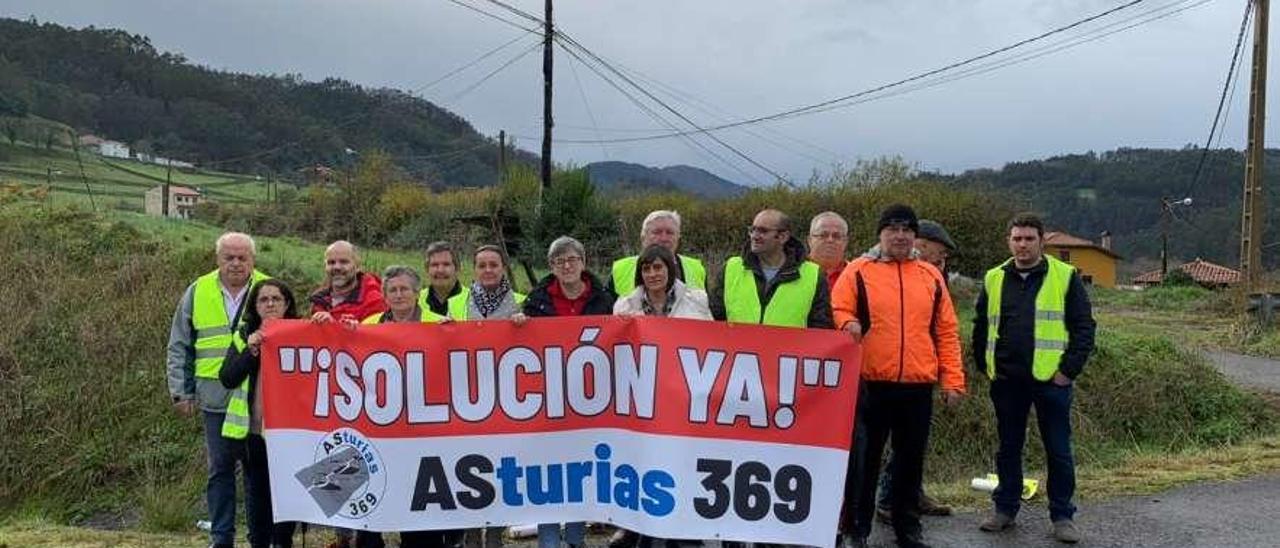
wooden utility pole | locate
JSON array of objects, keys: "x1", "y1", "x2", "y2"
[
  {"x1": 1241, "y1": 0, "x2": 1270, "y2": 290},
  {"x1": 1161, "y1": 197, "x2": 1171, "y2": 280},
  {"x1": 498, "y1": 130, "x2": 507, "y2": 185},
  {"x1": 541, "y1": 0, "x2": 553, "y2": 189},
  {"x1": 163, "y1": 162, "x2": 172, "y2": 218}
]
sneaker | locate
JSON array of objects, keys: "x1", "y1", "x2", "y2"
[
  {"x1": 978, "y1": 511, "x2": 1016, "y2": 532},
  {"x1": 918, "y1": 494, "x2": 953, "y2": 516},
  {"x1": 1052, "y1": 520, "x2": 1082, "y2": 544},
  {"x1": 875, "y1": 505, "x2": 894, "y2": 525}
]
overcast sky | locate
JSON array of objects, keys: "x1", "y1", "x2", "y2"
[{"x1": 0, "y1": 0, "x2": 1268, "y2": 185}]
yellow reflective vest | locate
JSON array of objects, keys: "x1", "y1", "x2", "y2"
[
  {"x1": 983, "y1": 255, "x2": 1074, "y2": 381},
  {"x1": 361, "y1": 307, "x2": 445, "y2": 324},
  {"x1": 192, "y1": 269, "x2": 270, "y2": 380},
  {"x1": 722, "y1": 256, "x2": 819, "y2": 328},
  {"x1": 611, "y1": 254, "x2": 706, "y2": 295},
  {"x1": 221, "y1": 331, "x2": 252, "y2": 439}
]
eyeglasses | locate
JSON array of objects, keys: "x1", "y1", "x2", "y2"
[
  {"x1": 747, "y1": 226, "x2": 784, "y2": 236},
  {"x1": 551, "y1": 256, "x2": 583, "y2": 268},
  {"x1": 810, "y1": 231, "x2": 847, "y2": 240}
]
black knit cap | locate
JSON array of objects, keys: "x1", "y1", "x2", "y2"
[{"x1": 877, "y1": 203, "x2": 920, "y2": 234}]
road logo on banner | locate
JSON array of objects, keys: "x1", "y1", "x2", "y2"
[{"x1": 294, "y1": 427, "x2": 386, "y2": 518}]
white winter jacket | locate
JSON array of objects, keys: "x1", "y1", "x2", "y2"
[{"x1": 613, "y1": 280, "x2": 713, "y2": 320}]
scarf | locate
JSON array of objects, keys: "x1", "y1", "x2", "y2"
[
  {"x1": 641, "y1": 286, "x2": 677, "y2": 316},
  {"x1": 471, "y1": 278, "x2": 511, "y2": 318}
]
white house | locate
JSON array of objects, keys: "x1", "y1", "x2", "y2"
[{"x1": 99, "y1": 140, "x2": 131, "y2": 159}]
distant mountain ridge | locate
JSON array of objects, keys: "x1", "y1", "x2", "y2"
[{"x1": 587, "y1": 161, "x2": 748, "y2": 199}]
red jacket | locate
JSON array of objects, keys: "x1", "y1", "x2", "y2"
[{"x1": 309, "y1": 272, "x2": 386, "y2": 323}]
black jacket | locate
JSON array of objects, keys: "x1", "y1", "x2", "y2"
[
  {"x1": 972, "y1": 257, "x2": 1096, "y2": 382},
  {"x1": 708, "y1": 236, "x2": 834, "y2": 329},
  {"x1": 523, "y1": 271, "x2": 617, "y2": 317},
  {"x1": 425, "y1": 281, "x2": 462, "y2": 317}
]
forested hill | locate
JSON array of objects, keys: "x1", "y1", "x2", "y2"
[
  {"x1": 948, "y1": 147, "x2": 1280, "y2": 270},
  {"x1": 0, "y1": 17, "x2": 535, "y2": 186}
]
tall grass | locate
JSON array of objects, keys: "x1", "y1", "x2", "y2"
[{"x1": 929, "y1": 302, "x2": 1276, "y2": 482}]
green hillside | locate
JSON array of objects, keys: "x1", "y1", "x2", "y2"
[
  {"x1": 0, "y1": 17, "x2": 536, "y2": 185},
  {"x1": 948, "y1": 147, "x2": 1279, "y2": 274}
]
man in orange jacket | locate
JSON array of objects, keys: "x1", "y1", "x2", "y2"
[{"x1": 832, "y1": 204, "x2": 965, "y2": 548}]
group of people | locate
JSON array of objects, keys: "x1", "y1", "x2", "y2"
[{"x1": 166, "y1": 205, "x2": 1095, "y2": 548}]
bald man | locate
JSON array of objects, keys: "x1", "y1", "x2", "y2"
[{"x1": 310, "y1": 240, "x2": 387, "y2": 324}]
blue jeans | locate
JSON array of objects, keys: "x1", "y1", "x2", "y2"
[
  {"x1": 537, "y1": 522, "x2": 585, "y2": 548},
  {"x1": 203, "y1": 411, "x2": 254, "y2": 545},
  {"x1": 990, "y1": 379, "x2": 1077, "y2": 522}
]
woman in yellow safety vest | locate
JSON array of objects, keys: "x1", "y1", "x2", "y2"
[
  {"x1": 218, "y1": 278, "x2": 300, "y2": 547},
  {"x1": 362, "y1": 265, "x2": 445, "y2": 324}
]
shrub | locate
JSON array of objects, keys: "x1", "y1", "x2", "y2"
[{"x1": 927, "y1": 318, "x2": 1276, "y2": 480}]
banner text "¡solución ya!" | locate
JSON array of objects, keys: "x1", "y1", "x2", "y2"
[{"x1": 273, "y1": 326, "x2": 845, "y2": 429}]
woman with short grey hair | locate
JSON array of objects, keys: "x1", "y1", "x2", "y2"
[
  {"x1": 521, "y1": 236, "x2": 615, "y2": 548},
  {"x1": 524, "y1": 236, "x2": 615, "y2": 318},
  {"x1": 359, "y1": 265, "x2": 444, "y2": 324}
]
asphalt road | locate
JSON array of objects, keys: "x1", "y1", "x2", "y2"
[
  {"x1": 864, "y1": 473, "x2": 1280, "y2": 547},
  {"x1": 1203, "y1": 350, "x2": 1280, "y2": 393}
]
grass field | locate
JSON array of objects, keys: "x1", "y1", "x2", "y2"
[{"x1": 0, "y1": 141, "x2": 280, "y2": 212}]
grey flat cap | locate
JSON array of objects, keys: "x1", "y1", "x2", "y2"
[{"x1": 917, "y1": 219, "x2": 957, "y2": 251}]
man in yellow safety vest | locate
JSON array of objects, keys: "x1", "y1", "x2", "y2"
[
  {"x1": 166, "y1": 232, "x2": 269, "y2": 548},
  {"x1": 709, "y1": 208, "x2": 832, "y2": 329},
  {"x1": 609, "y1": 209, "x2": 707, "y2": 296},
  {"x1": 973, "y1": 213, "x2": 1096, "y2": 544}
]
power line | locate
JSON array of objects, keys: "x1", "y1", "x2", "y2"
[
  {"x1": 563, "y1": 44, "x2": 611, "y2": 160},
  {"x1": 446, "y1": 0, "x2": 540, "y2": 34},
  {"x1": 554, "y1": 40, "x2": 762, "y2": 185},
  {"x1": 444, "y1": 40, "x2": 542, "y2": 104},
  {"x1": 1187, "y1": 0, "x2": 1253, "y2": 196},
  {"x1": 543, "y1": 0, "x2": 1159, "y2": 144},
  {"x1": 611, "y1": 62, "x2": 847, "y2": 165},
  {"x1": 556, "y1": 33, "x2": 795, "y2": 185},
  {"x1": 477, "y1": 0, "x2": 549, "y2": 27},
  {"x1": 202, "y1": 21, "x2": 532, "y2": 168},
  {"x1": 790, "y1": 0, "x2": 1211, "y2": 119},
  {"x1": 460, "y1": 0, "x2": 809, "y2": 180},
  {"x1": 408, "y1": 32, "x2": 532, "y2": 96}
]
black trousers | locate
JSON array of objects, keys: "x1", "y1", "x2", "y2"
[
  {"x1": 400, "y1": 529, "x2": 463, "y2": 548},
  {"x1": 245, "y1": 434, "x2": 298, "y2": 548},
  {"x1": 852, "y1": 382, "x2": 934, "y2": 541}
]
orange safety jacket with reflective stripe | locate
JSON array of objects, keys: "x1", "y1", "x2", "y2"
[{"x1": 831, "y1": 256, "x2": 965, "y2": 392}]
